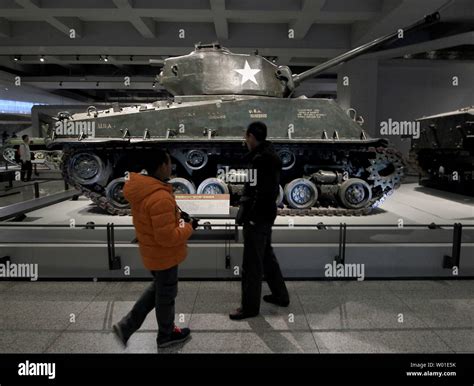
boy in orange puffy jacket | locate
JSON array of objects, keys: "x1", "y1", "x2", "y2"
[{"x1": 113, "y1": 149, "x2": 198, "y2": 348}]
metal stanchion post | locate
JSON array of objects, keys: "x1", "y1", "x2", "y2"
[{"x1": 34, "y1": 182, "x2": 39, "y2": 198}]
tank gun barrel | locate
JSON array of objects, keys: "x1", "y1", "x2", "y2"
[{"x1": 292, "y1": 12, "x2": 440, "y2": 86}]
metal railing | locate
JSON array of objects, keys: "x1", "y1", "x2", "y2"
[{"x1": 0, "y1": 220, "x2": 472, "y2": 274}]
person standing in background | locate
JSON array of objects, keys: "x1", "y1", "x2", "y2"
[{"x1": 19, "y1": 135, "x2": 32, "y2": 182}]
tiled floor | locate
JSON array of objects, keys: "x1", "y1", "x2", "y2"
[{"x1": 0, "y1": 280, "x2": 472, "y2": 353}]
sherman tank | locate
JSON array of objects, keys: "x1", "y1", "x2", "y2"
[
  {"x1": 45, "y1": 13, "x2": 440, "y2": 216},
  {"x1": 410, "y1": 106, "x2": 474, "y2": 196},
  {"x1": 2, "y1": 137, "x2": 62, "y2": 170}
]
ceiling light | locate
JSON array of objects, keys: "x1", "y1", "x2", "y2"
[
  {"x1": 40, "y1": 55, "x2": 45, "y2": 62},
  {"x1": 152, "y1": 81, "x2": 156, "y2": 88},
  {"x1": 104, "y1": 55, "x2": 109, "y2": 62},
  {"x1": 13, "y1": 55, "x2": 21, "y2": 62}
]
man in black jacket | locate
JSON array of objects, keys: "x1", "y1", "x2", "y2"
[{"x1": 230, "y1": 121, "x2": 290, "y2": 320}]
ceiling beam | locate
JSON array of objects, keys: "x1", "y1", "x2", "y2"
[
  {"x1": 0, "y1": 46, "x2": 343, "y2": 57},
  {"x1": 364, "y1": 31, "x2": 474, "y2": 60},
  {"x1": 0, "y1": 55, "x2": 163, "y2": 66},
  {"x1": 18, "y1": 75, "x2": 163, "y2": 90},
  {"x1": 49, "y1": 17, "x2": 83, "y2": 38},
  {"x1": 13, "y1": 0, "x2": 40, "y2": 8},
  {"x1": 14, "y1": 0, "x2": 83, "y2": 37},
  {"x1": 112, "y1": 0, "x2": 156, "y2": 38},
  {"x1": 0, "y1": 18, "x2": 10, "y2": 38},
  {"x1": 351, "y1": 0, "x2": 448, "y2": 46},
  {"x1": 210, "y1": 0, "x2": 228, "y2": 40},
  {"x1": 289, "y1": 0, "x2": 326, "y2": 40},
  {"x1": 48, "y1": 89, "x2": 94, "y2": 103},
  {"x1": 0, "y1": 8, "x2": 377, "y2": 22}
]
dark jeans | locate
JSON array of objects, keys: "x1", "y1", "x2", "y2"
[
  {"x1": 119, "y1": 265, "x2": 178, "y2": 340},
  {"x1": 20, "y1": 161, "x2": 32, "y2": 181},
  {"x1": 241, "y1": 222, "x2": 289, "y2": 314}
]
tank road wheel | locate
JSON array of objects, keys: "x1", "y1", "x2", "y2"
[
  {"x1": 33, "y1": 151, "x2": 45, "y2": 160},
  {"x1": 68, "y1": 152, "x2": 109, "y2": 185},
  {"x1": 276, "y1": 185, "x2": 284, "y2": 206},
  {"x1": 197, "y1": 178, "x2": 229, "y2": 195},
  {"x1": 105, "y1": 177, "x2": 130, "y2": 209},
  {"x1": 284, "y1": 178, "x2": 318, "y2": 209},
  {"x1": 185, "y1": 150, "x2": 208, "y2": 170},
  {"x1": 2, "y1": 147, "x2": 17, "y2": 164},
  {"x1": 169, "y1": 177, "x2": 197, "y2": 194},
  {"x1": 338, "y1": 178, "x2": 372, "y2": 209},
  {"x1": 277, "y1": 149, "x2": 296, "y2": 170}
]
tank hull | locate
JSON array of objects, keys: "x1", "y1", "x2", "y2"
[
  {"x1": 411, "y1": 107, "x2": 474, "y2": 196},
  {"x1": 48, "y1": 96, "x2": 365, "y2": 143},
  {"x1": 48, "y1": 96, "x2": 404, "y2": 215}
]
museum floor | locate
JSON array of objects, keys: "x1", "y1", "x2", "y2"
[{"x1": 0, "y1": 280, "x2": 472, "y2": 353}]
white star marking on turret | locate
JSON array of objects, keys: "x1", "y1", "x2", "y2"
[{"x1": 234, "y1": 60, "x2": 261, "y2": 86}]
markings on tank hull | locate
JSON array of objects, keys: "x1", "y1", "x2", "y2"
[
  {"x1": 98, "y1": 123, "x2": 114, "y2": 129},
  {"x1": 297, "y1": 109, "x2": 326, "y2": 119},
  {"x1": 209, "y1": 113, "x2": 226, "y2": 120},
  {"x1": 249, "y1": 108, "x2": 267, "y2": 119}
]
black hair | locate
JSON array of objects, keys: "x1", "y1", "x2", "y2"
[
  {"x1": 22, "y1": 134, "x2": 29, "y2": 141},
  {"x1": 246, "y1": 121, "x2": 267, "y2": 142},
  {"x1": 141, "y1": 149, "x2": 170, "y2": 175}
]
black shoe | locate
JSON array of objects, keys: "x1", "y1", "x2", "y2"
[
  {"x1": 157, "y1": 326, "x2": 191, "y2": 348},
  {"x1": 263, "y1": 295, "x2": 290, "y2": 307},
  {"x1": 112, "y1": 323, "x2": 128, "y2": 347},
  {"x1": 229, "y1": 307, "x2": 259, "y2": 321}
]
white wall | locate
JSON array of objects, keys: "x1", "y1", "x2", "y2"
[
  {"x1": 337, "y1": 59, "x2": 474, "y2": 156},
  {"x1": 376, "y1": 60, "x2": 474, "y2": 154},
  {"x1": 337, "y1": 58, "x2": 379, "y2": 135}
]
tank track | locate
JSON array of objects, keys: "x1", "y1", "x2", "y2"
[{"x1": 61, "y1": 145, "x2": 403, "y2": 217}]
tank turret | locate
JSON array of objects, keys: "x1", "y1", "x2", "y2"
[{"x1": 160, "y1": 13, "x2": 440, "y2": 98}]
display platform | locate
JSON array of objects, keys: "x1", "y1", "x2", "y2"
[{"x1": 0, "y1": 183, "x2": 472, "y2": 279}]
